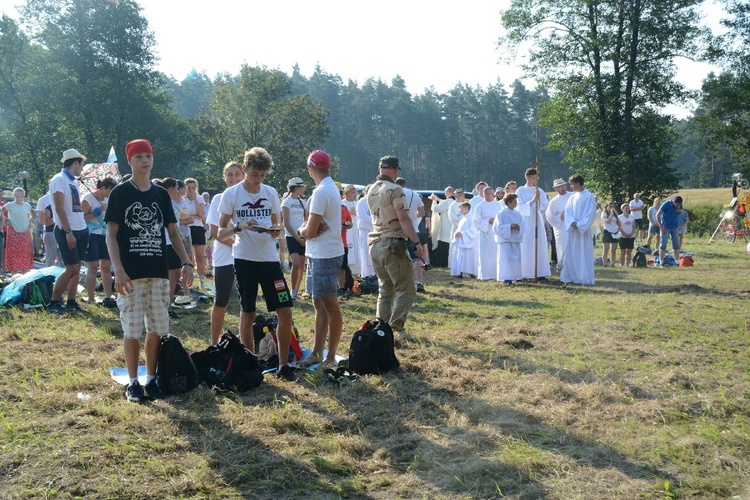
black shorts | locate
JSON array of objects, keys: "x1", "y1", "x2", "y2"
[
  {"x1": 189, "y1": 225, "x2": 206, "y2": 246},
  {"x1": 634, "y1": 218, "x2": 646, "y2": 230},
  {"x1": 602, "y1": 230, "x2": 618, "y2": 244},
  {"x1": 618, "y1": 237, "x2": 635, "y2": 250},
  {"x1": 418, "y1": 232, "x2": 430, "y2": 246},
  {"x1": 286, "y1": 236, "x2": 305, "y2": 256},
  {"x1": 166, "y1": 244, "x2": 181, "y2": 270},
  {"x1": 234, "y1": 259, "x2": 293, "y2": 313},
  {"x1": 85, "y1": 233, "x2": 110, "y2": 262},
  {"x1": 54, "y1": 227, "x2": 90, "y2": 266},
  {"x1": 214, "y1": 264, "x2": 235, "y2": 308}
]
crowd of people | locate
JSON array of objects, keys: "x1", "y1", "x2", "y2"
[{"x1": 0, "y1": 143, "x2": 692, "y2": 402}]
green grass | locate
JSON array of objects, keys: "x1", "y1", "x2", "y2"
[{"x1": 1, "y1": 233, "x2": 750, "y2": 498}]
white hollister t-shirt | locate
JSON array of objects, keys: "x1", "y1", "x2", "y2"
[{"x1": 218, "y1": 182, "x2": 281, "y2": 262}]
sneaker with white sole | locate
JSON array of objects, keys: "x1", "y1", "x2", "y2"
[{"x1": 126, "y1": 381, "x2": 144, "y2": 403}]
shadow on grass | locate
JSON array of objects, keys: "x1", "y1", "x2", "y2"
[
  {"x1": 300, "y1": 361, "x2": 676, "y2": 498},
  {"x1": 154, "y1": 385, "x2": 360, "y2": 498}
]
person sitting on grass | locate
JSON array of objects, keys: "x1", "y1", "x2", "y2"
[{"x1": 105, "y1": 139, "x2": 193, "y2": 403}]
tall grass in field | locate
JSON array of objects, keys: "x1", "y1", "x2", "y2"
[{"x1": 1, "y1": 230, "x2": 749, "y2": 498}]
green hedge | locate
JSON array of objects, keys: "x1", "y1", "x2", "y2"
[{"x1": 687, "y1": 203, "x2": 725, "y2": 238}]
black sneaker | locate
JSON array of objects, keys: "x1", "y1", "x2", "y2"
[
  {"x1": 422, "y1": 264, "x2": 432, "y2": 271},
  {"x1": 65, "y1": 301, "x2": 83, "y2": 313},
  {"x1": 276, "y1": 364, "x2": 297, "y2": 381},
  {"x1": 168, "y1": 310, "x2": 180, "y2": 319},
  {"x1": 143, "y1": 379, "x2": 165, "y2": 400},
  {"x1": 126, "y1": 381, "x2": 144, "y2": 403},
  {"x1": 416, "y1": 282, "x2": 426, "y2": 293},
  {"x1": 102, "y1": 297, "x2": 117, "y2": 309},
  {"x1": 46, "y1": 301, "x2": 64, "y2": 314}
]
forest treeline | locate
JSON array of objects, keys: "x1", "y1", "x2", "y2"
[{"x1": 1, "y1": 0, "x2": 747, "y2": 201}]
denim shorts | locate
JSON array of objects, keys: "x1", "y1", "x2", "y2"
[
  {"x1": 660, "y1": 226, "x2": 681, "y2": 250},
  {"x1": 306, "y1": 255, "x2": 344, "y2": 298}
]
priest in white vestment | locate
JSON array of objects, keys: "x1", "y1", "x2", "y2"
[
  {"x1": 516, "y1": 168, "x2": 551, "y2": 279},
  {"x1": 493, "y1": 194, "x2": 525, "y2": 283},
  {"x1": 561, "y1": 174, "x2": 597, "y2": 285},
  {"x1": 473, "y1": 186, "x2": 500, "y2": 280},
  {"x1": 545, "y1": 178, "x2": 572, "y2": 270},
  {"x1": 430, "y1": 187, "x2": 456, "y2": 267}
]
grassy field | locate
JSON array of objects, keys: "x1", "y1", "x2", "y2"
[{"x1": 1, "y1": 234, "x2": 749, "y2": 499}]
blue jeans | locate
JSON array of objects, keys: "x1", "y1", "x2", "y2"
[{"x1": 659, "y1": 226, "x2": 680, "y2": 251}]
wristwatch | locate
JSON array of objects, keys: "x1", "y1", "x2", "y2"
[
  {"x1": 63, "y1": 228, "x2": 72, "y2": 234},
  {"x1": 232, "y1": 222, "x2": 242, "y2": 233}
]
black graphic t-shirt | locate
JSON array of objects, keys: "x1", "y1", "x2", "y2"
[{"x1": 105, "y1": 182, "x2": 176, "y2": 280}]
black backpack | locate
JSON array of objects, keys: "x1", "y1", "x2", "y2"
[
  {"x1": 632, "y1": 251, "x2": 648, "y2": 268},
  {"x1": 156, "y1": 335, "x2": 200, "y2": 395},
  {"x1": 191, "y1": 331, "x2": 263, "y2": 391},
  {"x1": 348, "y1": 318, "x2": 400, "y2": 375},
  {"x1": 358, "y1": 275, "x2": 379, "y2": 295},
  {"x1": 21, "y1": 277, "x2": 54, "y2": 308}
]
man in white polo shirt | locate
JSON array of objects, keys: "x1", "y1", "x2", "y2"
[
  {"x1": 47, "y1": 148, "x2": 90, "y2": 313},
  {"x1": 298, "y1": 150, "x2": 344, "y2": 367}
]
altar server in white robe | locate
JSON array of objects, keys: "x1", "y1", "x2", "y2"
[
  {"x1": 545, "y1": 178, "x2": 572, "y2": 270},
  {"x1": 516, "y1": 168, "x2": 551, "y2": 279},
  {"x1": 493, "y1": 193, "x2": 524, "y2": 284},
  {"x1": 342, "y1": 185, "x2": 359, "y2": 274},
  {"x1": 473, "y1": 186, "x2": 499, "y2": 280},
  {"x1": 450, "y1": 201, "x2": 478, "y2": 277},
  {"x1": 561, "y1": 173, "x2": 597, "y2": 285},
  {"x1": 356, "y1": 186, "x2": 375, "y2": 277},
  {"x1": 447, "y1": 188, "x2": 467, "y2": 269}
]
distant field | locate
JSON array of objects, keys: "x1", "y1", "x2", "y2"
[{"x1": 675, "y1": 188, "x2": 731, "y2": 207}]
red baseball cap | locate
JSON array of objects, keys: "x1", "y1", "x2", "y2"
[{"x1": 307, "y1": 150, "x2": 330, "y2": 168}]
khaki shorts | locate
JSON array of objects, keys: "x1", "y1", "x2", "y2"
[{"x1": 117, "y1": 278, "x2": 170, "y2": 339}]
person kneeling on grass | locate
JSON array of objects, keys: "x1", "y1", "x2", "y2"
[{"x1": 106, "y1": 139, "x2": 193, "y2": 403}]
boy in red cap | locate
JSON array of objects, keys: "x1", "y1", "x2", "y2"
[
  {"x1": 298, "y1": 150, "x2": 344, "y2": 367},
  {"x1": 105, "y1": 139, "x2": 193, "y2": 403}
]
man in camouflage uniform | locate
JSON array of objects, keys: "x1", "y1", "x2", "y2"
[{"x1": 366, "y1": 156, "x2": 423, "y2": 340}]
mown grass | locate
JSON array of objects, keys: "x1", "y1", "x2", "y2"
[{"x1": 1, "y1": 233, "x2": 749, "y2": 499}]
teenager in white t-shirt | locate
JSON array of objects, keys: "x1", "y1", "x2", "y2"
[
  {"x1": 629, "y1": 192, "x2": 645, "y2": 241},
  {"x1": 298, "y1": 150, "x2": 344, "y2": 368},
  {"x1": 282, "y1": 177, "x2": 308, "y2": 299},
  {"x1": 184, "y1": 178, "x2": 206, "y2": 288},
  {"x1": 206, "y1": 162, "x2": 244, "y2": 344},
  {"x1": 47, "y1": 148, "x2": 90, "y2": 313},
  {"x1": 618, "y1": 203, "x2": 636, "y2": 267},
  {"x1": 218, "y1": 147, "x2": 296, "y2": 381}
]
